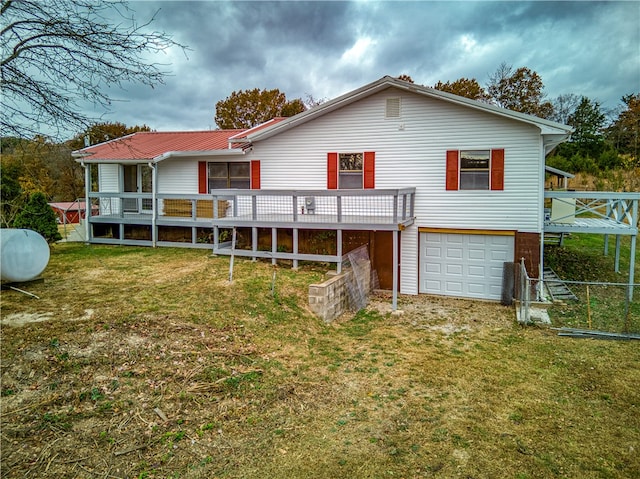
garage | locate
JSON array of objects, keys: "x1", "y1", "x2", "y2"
[{"x1": 419, "y1": 231, "x2": 515, "y2": 301}]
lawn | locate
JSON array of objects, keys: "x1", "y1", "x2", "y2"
[{"x1": 1, "y1": 243, "x2": 639, "y2": 478}]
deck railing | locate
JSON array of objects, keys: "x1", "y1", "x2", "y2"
[
  {"x1": 544, "y1": 191, "x2": 639, "y2": 234},
  {"x1": 87, "y1": 188, "x2": 416, "y2": 229}
]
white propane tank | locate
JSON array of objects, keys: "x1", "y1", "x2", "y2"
[{"x1": 0, "y1": 229, "x2": 50, "y2": 282}]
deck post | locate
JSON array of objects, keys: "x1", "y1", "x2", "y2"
[
  {"x1": 629, "y1": 234, "x2": 637, "y2": 302},
  {"x1": 539, "y1": 230, "x2": 545, "y2": 301},
  {"x1": 614, "y1": 235, "x2": 621, "y2": 273},
  {"x1": 83, "y1": 162, "x2": 91, "y2": 243},
  {"x1": 149, "y1": 163, "x2": 157, "y2": 247},
  {"x1": 629, "y1": 199, "x2": 638, "y2": 301},
  {"x1": 293, "y1": 228, "x2": 299, "y2": 269},
  {"x1": 271, "y1": 227, "x2": 277, "y2": 266},
  {"x1": 252, "y1": 226, "x2": 258, "y2": 261},
  {"x1": 337, "y1": 229, "x2": 342, "y2": 273},
  {"x1": 392, "y1": 229, "x2": 398, "y2": 311}
]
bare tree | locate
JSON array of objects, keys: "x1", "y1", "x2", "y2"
[{"x1": 1, "y1": 0, "x2": 186, "y2": 140}]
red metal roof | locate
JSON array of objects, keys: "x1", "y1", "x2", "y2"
[
  {"x1": 74, "y1": 130, "x2": 247, "y2": 161},
  {"x1": 49, "y1": 202, "x2": 90, "y2": 211},
  {"x1": 228, "y1": 117, "x2": 287, "y2": 140}
]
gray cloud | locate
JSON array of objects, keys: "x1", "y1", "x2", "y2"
[{"x1": 87, "y1": 0, "x2": 638, "y2": 134}]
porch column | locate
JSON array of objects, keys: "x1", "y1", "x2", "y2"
[
  {"x1": 539, "y1": 230, "x2": 545, "y2": 301},
  {"x1": 271, "y1": 227, "x2": 277, "y2": 266},
  {"x1": 629, "y1": 199, "x2": 638, "y2": 302},
  {"x1": 392, "y1": 229, "x2": 398, "y2": 311},
  {"x1": 149, "y1": 162, "x2": 157, "y2": 247},
  {"x1": 83, "y1": 162, "x2": 91, "y2": 243},
  {"x1": 337, "y1": 230, "x2": 342, "y2": 273},
  {"x1": 629, "y1": 234, "x2": 637, "y2": 302}
]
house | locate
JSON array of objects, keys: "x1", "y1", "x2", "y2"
[
  {"x1": 49, "y1": 201, "x2": 97, "y2": 224},
  {"x1": 74, "y1": 76, "x2": 638, "y2": 307}
]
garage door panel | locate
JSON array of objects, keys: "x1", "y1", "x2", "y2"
[
  {"x1": 446, "y1": 264, "x2": 463, "y2": 276},
  {"x1": 468, "y1": 265, "x2": 486, "y2": 278},
  {"x1": 491, "y1": 249, "x2": 511, "y2": 261},
  {"x1": 419, "y1": 232, "x2": 514, "y2": 300},
  {"x1": 468, "y1": 248, "x2": 486, "y2": 260},
  {"x1": 425, "y1": 263, "x2": 441, "y2": 274},
  {"x1": 468, "y1": 282, "x2": 486, "y2": 294}
]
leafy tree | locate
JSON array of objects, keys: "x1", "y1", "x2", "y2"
[
  {"x1": 397, "y1": 74, "x2": 415, "y2": 83},
  {"x1": 487, "y1": 63, "x2": 553, "y2": 118},
  {"x1": 0, "y1": 154, "x2": 25, "y2": 227},
  {"x1": 606, "y1": 93, "x2": 639, "y2": 163},
  {"x1": 433, "y1": 78, "x2": 489, "y2": 101},
  {"x1": 13, "y1": 192, "x2": 62, "y2": 243},
  {"x1": 215, "y1": 88, "x2": 306, "y2": 129},
  {"x1": 67, "y1": 122, "x2": 151, "y2": 150},
  {"x1": 303, "y1": 94, "x2": 327, "y2": 109},
  {"x1": 550, "y1": 93, "x2": 581, "y2": 125},
  {"x1": 567, "y1": 96, "x2": 607, "y2": 159},
  {"x1": 1, "y1": 0, "x2": 186, "y2": 140}
]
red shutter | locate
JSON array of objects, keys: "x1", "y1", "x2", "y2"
[
  {"x1": 251, "y1": 160, "x2": 261, "y2": 189},
  {"x1": 491, "y1": 149, "x2": 504, "y2": 191},
  {"x1": 446, "y1": 150, "x2": 459, "y2": 190},
  {"x1": 327, "y1": 152, "x2": 338, "y2": 189},
  {"x1": 363, "y1": 151, "x2": 375, "y2": 189},
  {"x1": 198, "y1": 161, "x2": 207, "y2": 194}
]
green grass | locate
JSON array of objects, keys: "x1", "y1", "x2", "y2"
[
  {"x1": 545, "y1": 233, "x2": 639, "y2": 333},
  {"x1": 1, "y1": 243, "x2": 639, "y2": 478}
]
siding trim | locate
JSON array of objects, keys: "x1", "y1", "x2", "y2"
[
  {"x1": 446, "y1": 150, "x2": 459, "y2": 190},
  {"x1": 327, "y1": 152, "x2": 338, "y2": 189},
  {"x1": 251, "y1": 160, "x2": 261, "y2": 189},
  {"x1": 491, "y1": 149, "x2": 505, "y2": 190},
  {"x1": 418, "y1": 227, "x2": 516, "y2": 236},
  {"x1": 364, "y1": 151, "x2": 375, "y2": 189},
  {"x1": 198, "y1": 161, "x2": 207, "y2": 194}
]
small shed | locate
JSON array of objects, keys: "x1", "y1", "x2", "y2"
[
  {"x1": 49, "y1": 202, "x2": 95, "y2": 224},
  {"x1": 545, "y1": 165, "x2": 575, "y2": 190}
]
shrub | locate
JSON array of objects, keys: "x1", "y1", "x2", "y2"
[{"x1": 13, "y1": 192, "x2": 62, "y2": 243}]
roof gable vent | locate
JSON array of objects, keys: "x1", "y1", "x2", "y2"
[{"x1": 385, "y1": 97, "x2": 401, "y2": 119}]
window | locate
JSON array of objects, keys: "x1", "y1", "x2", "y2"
[
  {"x1": 327, "y1": 152, "x2": 375, "y2": 189},
  {"x1": 207, "y1": 162, "x2": 250, "y2": 191},
  {"x1": 339, "y1": 153, "x2": 363, "y2": 189},
  {"x1": 446, "y1": 149, "x2": 504, "y2": 191},
  {"x1": 460, "y1": 150, "x2": 490, "y2": 190}
]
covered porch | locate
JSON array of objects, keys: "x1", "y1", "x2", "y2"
[{"x1": 543, "y1": 191, "x2": 639, "y2": 300}]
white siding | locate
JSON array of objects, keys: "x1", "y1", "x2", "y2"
[
  {"x1": 98, "y1": 164, "x2": 120, "y2": 214},
  {"x1": 157, "y1": 159, "x2": 199, "y2": 194},
  {"x1": 246, "y1": 87, "x2": 545, "y2": 295},
  {"x1": 98, "y1": 164, "x2": 119, "y2": 192}
]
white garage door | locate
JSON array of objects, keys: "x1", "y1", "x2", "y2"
[{"x1": 419, "y1": 232, "x2": 514, "y2": 300}]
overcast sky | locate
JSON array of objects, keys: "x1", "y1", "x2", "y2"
[{"x1": 94, "y1": 0, "x2": 639, "y2": 133}]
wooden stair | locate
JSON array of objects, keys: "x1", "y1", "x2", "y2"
[{"x1": 544, "y1": 232, "x2": 565, "y2": 246}]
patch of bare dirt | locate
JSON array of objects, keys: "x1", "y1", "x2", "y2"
[
  {"x1": 368, "y1": 292, "x2": 514, "y2": 335},
  {"x1": 1, "y1": 309, "x2": 94, "y2": 327}
]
